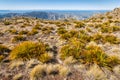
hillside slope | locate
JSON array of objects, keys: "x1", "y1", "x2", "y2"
[{"x1": 0, "y1": 8, "x2": 120, "y2": 80}]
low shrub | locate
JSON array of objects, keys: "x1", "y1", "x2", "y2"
[
  {"x1": 8, "y1": 29, "x2": 18, "y2": 34},
  {"x1": 75, "y1": 22, "x2": 85, "y2": 28},
  {"x1": 41, "y1": 27, "x2": 53, "y2": 34},
  {"x1": 60, "y1": 40, "x2": 120, "y2": 67},
  {"x1": 57, "y1": 27, "x2": 67, "y2": 35},
  {"x1": 103, "y1": 34, "x2": 120, "y2": 44},
  {"x1": 28, "y1": 29, "x2": 38, "y2": 35},
  {"x1": 101, "y1": 25, "x2": 113, "y2": 33},
  {"x1": 60, "y1": 38, "x2": 85, "y2": 60},
  {"x1": 0, "y1": 55, "x2": 4, "y2": 62},
  {"x1": 33, "y1": 24, "x2": 41, "y2": 30},
  {"x1": 82, "y1": 45, "x2": 108, "y2": 66},
  {"x1": 4, "y1": 21, "x2": 11, "y2": 25},
  {"x1": 18, "y1": 30, "x2": 29, "y2": 35},
  {"x1": 112, "y1": 26, "x2": 120, "y2": 31},
  {"x1": 0, "y1": 44, "x2": 10, "y2": 54},
  {"x1": 9, "y1": 41, "x2": 52, "y2": 63},
  {"x1": 12, "y1": 35, "x2": 26, "y2": 42},
  {"x1": 82, "y1": 44, "x2": 120, "y2": 67},
  {"x1": 30, "y1": 65, "x2": 46, "y2": 80}
]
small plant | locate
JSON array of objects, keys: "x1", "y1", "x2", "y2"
[
  {"x1": 60, "y1": 32, "x2": 71, "y2": 40},
  {"x1": 112, "y1": 26, "x2": 120, "y2": 31},
  {"x1": 57, "y1": 27, "x2": 67, "y2": 35},
  {"x1": 101, "y1": 25, "x2": 113, "y2": 33},
  {"x1": 0, "y1": 44, "x2": 10, "y2": 54},
  {"x1": 13, "y1": 73, "x2": 23, "y2": 80},
  {"x1": 30, "y1": 65, "x2": 46, "y2": 79},
  {"x1": 9, "y1": 41, "x2": 52, "y2": 63},
  {"x1": 33, "y1": 24, "x2": 41, "y2": 30},
  {"x1": 86, "y1": 64, "x2": 106, "y2": 80},
  {"x1": 18, "y1": 30, "x2": 29, "y2": 35},
  {"x1": 82, "y1": 44, "x2": 120, "y2": 67},
  {"x1": 20, "y1": 25, "x2": 26, "y2": 28},
  {"x1": 4, "y1": 21, "x2": 11, "y2": 25},
  {"x1": 91, "y1": 33, "x2": 103, "y2": 43},
  {"x1": 75, "y1": 22, "x2": 85, "y2": 28},
  {"x1": 28, "y1": 29, "x2": 38, "y2": 35},
  {"x1": 39, "y1": 53, "x2": 53, "y2": 63},
  {"x1": 8, "y1": 29, "x2": 18, "y2": 34},
  {"x1": 41, "y1": 27, "x2": 53, "y2": 34},
  {"x1": 82, "y1": 45, "x2": 108, "y2": 66},
  {"x1": 12, "y1": 35, "x2": 26, "y2": 42},
  {"x1": 103, "y1": 34, "x2": 120, "y2": 44},
  {"x1": 0, "y1": 55, "x2": 4, "y2": 62},
  {"x1": 60, "y1": 38, "x2": 85, "y2": 60},
  {"x1": 107, "y1": 15, "x2": 113, "y2": 19}
]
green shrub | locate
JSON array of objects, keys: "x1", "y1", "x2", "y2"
[
  {"x1": 41, "y1": 27, "x2": 52, "y2": 34},
  {"x1": 77, "y1": 31, "x2": 91, "y2": 42},
  {"x1": 57, "y1": 27, "x2": 67, "y2": 35},
  {"x1": 33, "y1": 24, "x2": 41, "y2": 30},
  {"x1": 60, "y1": 40, "x2": 120, "y2": 67},
  {"x1": 103, "y1": 34, "x2": 120, "y2": 44},
  {"x1": 0, "y1": 55, "x2": 4, "y2": 62},
  {"x1": 9, "y1": 41, "x2": 52, "y2": 63},
  {"x1": 60, "y1": 33, "x2": 71, "y2": 40},
  {"x1": 82, "y1": 45, "x2": 120, "y2": 67},
  {"x1": 4, "y1": 21, "x2": 11, "y2": 25},
  {"x1": 9, "y1": 29, "x2": 18, "y2": 34},
  {"x1": 75, "y1": 22, "x2": 85, "y2": 28},
  {"x1": 82, "y1": 45, "x2": 108, "y2": 66},
  {"x1": 0, "y1": 44, "x2": 10, "y2": 54},
  {"x1": 12, "y1": 35, "x2": 26, "y2": 42},
  {"x1": 107, "y1": 16, "x2": 113, "y2": 19},
  {"x1": 60, "y1": 38, "x2": 85, "y2": 60},
  {"x1": 18, "y1": 30, "x2": 29, "y2": 35},
  {"x1": 101, "y1": 25, "x2": 113, "y2": 33},
  {"x1": 28, "y1": 29, "x2": 38, "y2": 35},
  {"x1": 112, "y1": 26, "x2": 120, "y2": 31},
  {"x1": 91, "y1": 33, "x2": 103, "y2": 43}
]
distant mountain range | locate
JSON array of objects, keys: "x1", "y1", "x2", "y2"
[{"x1": 0, "y1": 10, "x2": 110, "y2": 20}]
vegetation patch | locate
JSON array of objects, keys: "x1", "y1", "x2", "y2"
[
  {"x1": 9, "y1": 41, "x2": 52, "y2": 63},
  {"x1": 12, "y1": 35, "x2": 27, "y2": 42}
]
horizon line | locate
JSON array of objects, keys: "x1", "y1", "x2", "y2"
[{"x1": 0, "y1": 9, "x2": 112, "y2": 11}]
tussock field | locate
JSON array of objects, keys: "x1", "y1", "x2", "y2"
[{"x1": 0, "y1": 8, "x2": 120, "y2": 80}]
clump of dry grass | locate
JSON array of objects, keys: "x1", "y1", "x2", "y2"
[
  {"x1": 86, "y1": 64, "x2": 107, "y2": 80},
  {"x1": 63, "y1": 56, "x2": 77, "y2": 65},
  {"x1": 26, "y1": 59, "x2": 41, "y2": 69},
  {"x1": 13, "y1": 73, "x2": 23, "y2": 80},
  {"x1": 30, "y1": 64, "x2": 71, "y2": 80},
  {"x1": 113, "y1": 65, "x2": 120, "y2": 75},
  {"x1": 9, "y1": 60, "x2": 24, "y2": 70},
  {"x1": 30, "y1": 65, "x2": 46, "y2": 80}
]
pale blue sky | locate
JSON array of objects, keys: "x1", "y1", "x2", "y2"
[{"x1": 0, "y1": 0, "x2": 120, "y2": 10}]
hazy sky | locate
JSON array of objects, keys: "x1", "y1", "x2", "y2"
[{"x1": 0, "y1": 0, "x2": 120, "y2": 10}]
